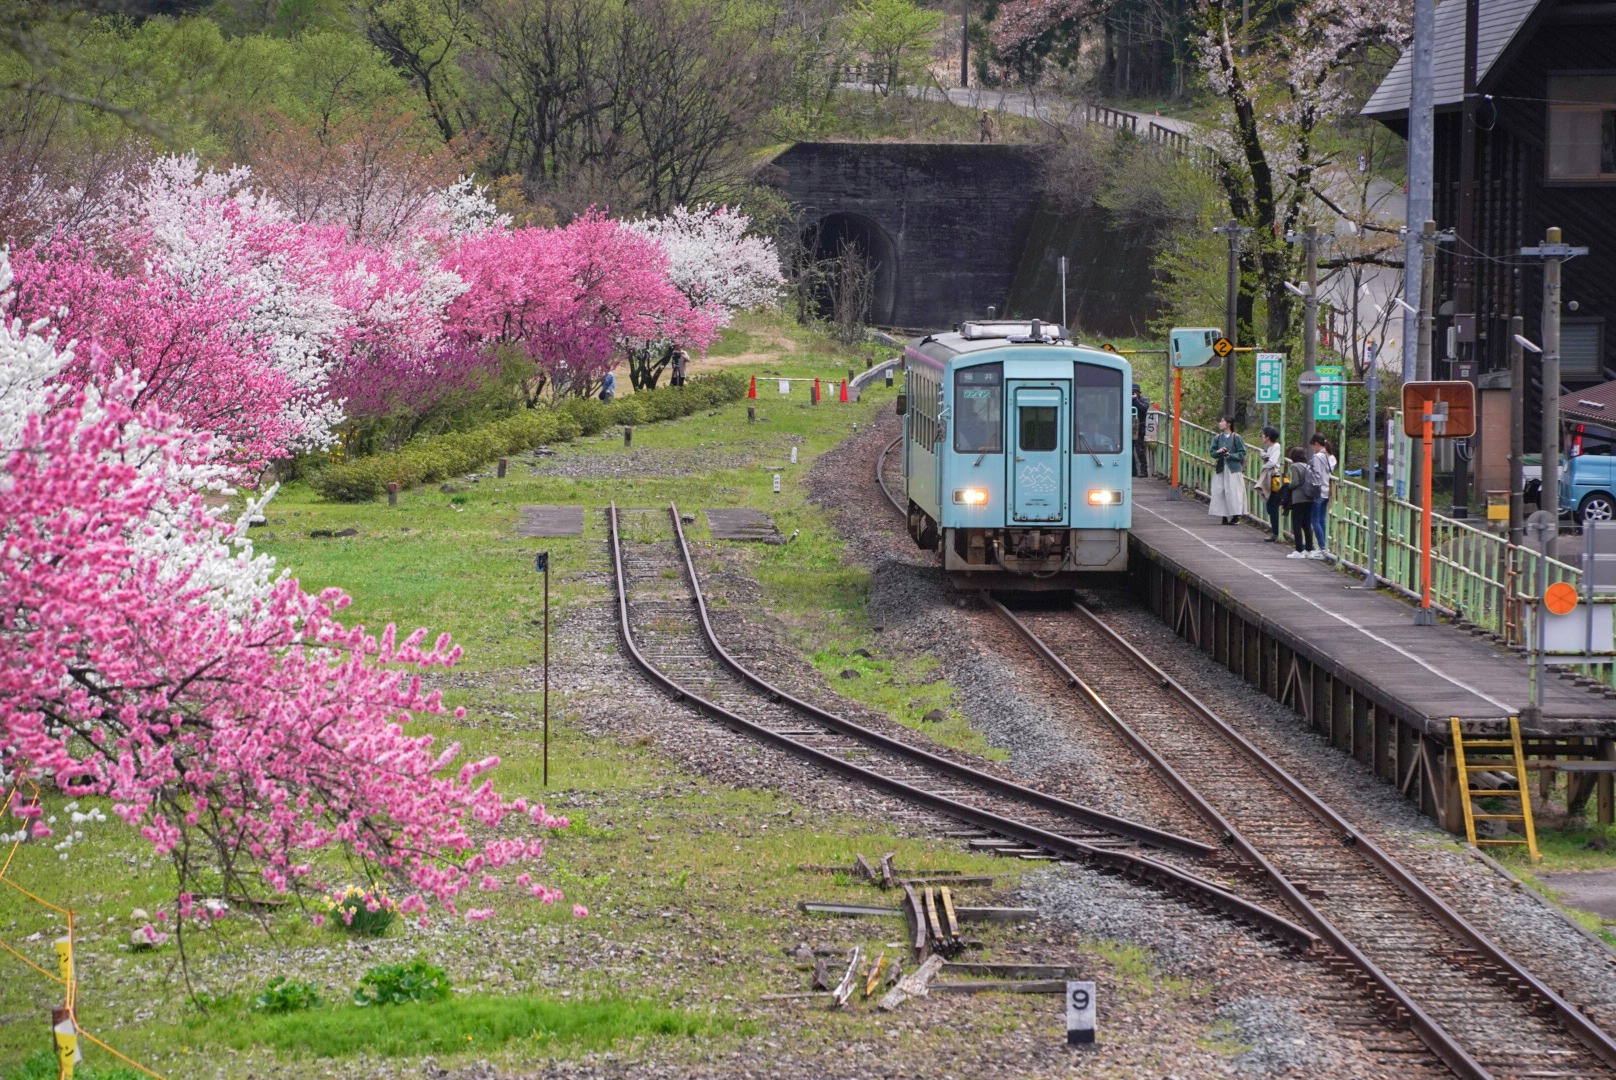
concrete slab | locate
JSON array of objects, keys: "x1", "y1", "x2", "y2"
[
  {"x1": 516, "y1": 505, "x2": 585, "y2": 538},
  {"x1": 705, "y1": 508, "x2": 781, "y2": 542},
  {"x1": 1538, "y1": 870, "x2": 1616, "y2": 921}
]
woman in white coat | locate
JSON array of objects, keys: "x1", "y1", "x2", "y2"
[{"x1": 1208, "y1": 416, "x2": 1247, "y2": 525}]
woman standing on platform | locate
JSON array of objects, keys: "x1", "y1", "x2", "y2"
[
  {"x1": 1284, "y1": 448, "x2": 1316, "y2": 558},
  {"x1": 1254, "y1": 426, "x2": 1284, "y2": 542},
  {"x1": 1208, "y1": 416, "x2": 1247, "y2": 525},
  {"x1": 1308, "y1": 434, "x2": 1335, "y2": 559}
]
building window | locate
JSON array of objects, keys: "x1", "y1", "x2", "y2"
[
  {"x1": 1548, "y1": 75, "x2": 1616, "y2": 181},
  {"x1": 1562, "y1": 319, "x2": 1606, "y2": 380}
]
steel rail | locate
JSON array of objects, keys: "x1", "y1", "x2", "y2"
[
  {"x1": 876, "y1": 434, "x2": 904, "y2": 515},
  {"x1": 663, "y1": 503, "x2": 1205, "y2": 857},
  {"x1": 606, "y1": 502, "x2": 1319, "y2": 952},
  {"x1": 875, "y1": 413, "x2": 1609, "y2": 1076},
  {"x1": 990, "y1": 599, "x2": 1488, "y2": 1078},
  {"x1": 1066, "y1": 601, "x2": 1616, "y2": 1076}
]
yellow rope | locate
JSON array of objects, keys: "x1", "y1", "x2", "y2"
[
  {"x1": 0, "y1": 935, "x2": 63, "y2": 982},
  {"x1": 76, "y1": 1024, "x2": 167, "y2": 1079}
]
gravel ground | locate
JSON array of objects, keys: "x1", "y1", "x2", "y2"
[
  {"x1": 803, "y1": 417, "x2": 1454, "y2": 1077},
  {"x1": 1092, "y1": 591, "x2": 1616, "y2": 1035}
]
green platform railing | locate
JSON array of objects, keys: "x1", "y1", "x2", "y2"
[{"x1": 1148, "y1": 414, "x2": 1586, "y2": 653}]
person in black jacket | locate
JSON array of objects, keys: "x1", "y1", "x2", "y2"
[{"x1": 1131, "y1": 383, "x2": 1152, "y2": 477}]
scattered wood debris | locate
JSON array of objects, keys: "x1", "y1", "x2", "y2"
[
  {"x1": 878, "y1": 954, "x2": 945, "y2": 1011},
  {"x1": 831, "y1": 946, "x2": 863, "y2": 1008}
]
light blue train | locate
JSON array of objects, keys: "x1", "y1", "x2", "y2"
[{"x1": 898, "y1": 319, "x2": 1133, "y2": 589}]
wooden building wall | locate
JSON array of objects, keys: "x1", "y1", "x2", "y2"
[{"x1": 1429, "y1": 19, "x2": 1616, "y2": 387}]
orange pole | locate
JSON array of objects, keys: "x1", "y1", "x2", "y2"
[
  {"x1": 1170, "y1": 368, "x2": 1182, "y2": 492},
  {"x1": 1421, "y1": 415, "x2": 1434, "y2": 613}
]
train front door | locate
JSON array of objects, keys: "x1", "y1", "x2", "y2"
[{"x1": 1007, "y1": 383, "x2": 1069, "y2": 523}]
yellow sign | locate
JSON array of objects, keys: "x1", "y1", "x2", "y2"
[
  {"x1": 1545, "y1": 581, "x2": 1578, "y2": 616},
  {"x1": 1212, "y1": 336, "x2": 1234, "y2": 358}
]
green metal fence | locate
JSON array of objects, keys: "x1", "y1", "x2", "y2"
[{"x1": 1148, "y1": 414, "x2": 1584, "y2": 650}]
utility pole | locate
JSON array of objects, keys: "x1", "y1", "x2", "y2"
[
  {"x1": 1212, "y1": 219, "x2": 1249, "y2": 420},
  {"x1": 1510, "y1": 315, "x2": 1525, "y2": 547},
  {"x1": 1519, "y1": 226, "x2": 1587, "y2": 522},
  {"x1": 1285, "y1": 226, "x2": 1321, "y2": 446},
  {"x1": 1410, "y1": 220, "x2": 1448, "y2": 500},
  {"x1": 961, "y1": 0, "x2": 969, "y2": 88},
  {"x1": 1403, "y1": 0, "x2": 1436, "y2": 388}
]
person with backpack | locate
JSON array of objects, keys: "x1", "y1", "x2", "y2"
[
  {"x1": 1208, "y1": 416, "x2": 1247, "y2": 525},
  {"x1": 1253, "y1": 426, "x2": 1284, "y2": 542},
  {"x1": 1283, "y1": 447, "x2": 1316, "y2": 559},
  {"x1": 1308, "y1": 434, "x2": 1334, "y2": 559}
]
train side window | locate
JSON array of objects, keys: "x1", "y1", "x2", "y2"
[
  {"x1": 1019, "y1": 406, "x2": 1059, "y2": 451},
  {"x1": 1073, "y1": 362, "x2": 1123, "y2": 454},
  {"x1": 954, "y1": 364, "x2": 1002, "y2": 453}
]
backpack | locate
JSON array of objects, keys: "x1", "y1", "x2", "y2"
[{"x1": 1299, "y1": 460, "x2": 1323, "y2": 501}]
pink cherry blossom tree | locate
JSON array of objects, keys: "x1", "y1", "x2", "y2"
[
  {"x1": 1, "y1": 253, "x2": 565, "y2": 948},
  {"x1": 445, "y1": 210, "x2": 720, "y2": 403}
]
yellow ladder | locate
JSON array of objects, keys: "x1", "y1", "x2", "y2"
[{"x1": 1451, "y1": 716, "x2": 1540, "y2": 862}]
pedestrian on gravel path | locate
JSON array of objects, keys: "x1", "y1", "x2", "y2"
[
  {"x1": 1284, "y1": 447, "x2": 1316, "y2": 558},
  {"x1": 1254, "y1": 426, "x2": 1284, "y2": 542},
  {"x1": 1308, "y1": 434, "x2": 1335, "y2": 559},
  {"x1": 671, "y1": 347, "x2": 689, "y2": 387},
  {"x1": 1208, "y1": 416, "x2": 1246, "y2": 525}
]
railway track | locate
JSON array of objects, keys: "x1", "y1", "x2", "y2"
[
  {"x1": 996, "y1": 601, "x2": 1616, "y2": 1079},
  {"x1": 607, "y1": 501, "x2": 1319, "y2": 951},
  {"x1": 873, "y1": 431, "x2": 1616, "y2": 1077}
]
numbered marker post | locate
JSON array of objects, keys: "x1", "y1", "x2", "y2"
[{"x1": 1066, "y1": 980, "x2": 1096, "y2": 1046}]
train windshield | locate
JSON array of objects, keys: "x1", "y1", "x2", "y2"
[
  {"x1": 954, "y1": 363, "x2": 1003, "y2": 453},
  {"x1": 1073, "y1": 362, "x2": 1124, "y2": 453}
]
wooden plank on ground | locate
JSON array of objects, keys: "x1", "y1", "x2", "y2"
[
  {"x1": 877, "y1": 954, "x2": 946, "y2": 1012},
  {"x1": 931, "y1": 980, "x2": 1067, "y2": 995}
]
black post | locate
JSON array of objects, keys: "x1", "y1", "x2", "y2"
[{"x1": 536, "y1": 551, "x2": 550, "y2": 787}]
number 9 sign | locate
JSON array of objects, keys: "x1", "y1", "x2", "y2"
[{"x1": 1066, "y1": 980, "x2": 1096, "y2": 1046}]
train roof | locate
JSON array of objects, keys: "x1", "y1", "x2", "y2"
[{"x1": 907, "y1": 321, "x2": 1126, "y2": 369}]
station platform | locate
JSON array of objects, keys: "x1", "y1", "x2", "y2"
[{"x1": 1125, "y1": 479, "x2": 1616, "y2": 827}]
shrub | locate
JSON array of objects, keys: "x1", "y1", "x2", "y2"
[
  {"x1": 312, "y1": 371, "x2": 745, "y2": 501},
  {"x1": 325, "y1": 885, "x2": 397, "y2": 937},
  {"x1": 252, "y1": 976, "x2": 322, "y2": 1014},
  {"x1": 353, "y1": 960, "x2": 453, "y2": 1007}
]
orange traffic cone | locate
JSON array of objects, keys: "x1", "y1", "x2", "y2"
[
  {"x1": 839, "y1": 379, "x2": 849, "y2": 403},
  {"x1": 747, "y1": 375, "x2": 757, "y2": 399}
]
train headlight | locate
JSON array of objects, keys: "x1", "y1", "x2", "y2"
[
  {"x1": 953, "y1": 487, "x2": 989, "y2": 506},
  {"x1": 1086, "y1": 489, "x2": 1123, "y2": 506}
]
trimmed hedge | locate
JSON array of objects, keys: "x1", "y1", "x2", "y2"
[{"x1": 313, "y1": 372, "x2": 748, "y2": 502}]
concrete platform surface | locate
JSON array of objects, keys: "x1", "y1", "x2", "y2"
[{"x1": 1128, "y1": 480, "x2": 1616, "y2": 735}]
